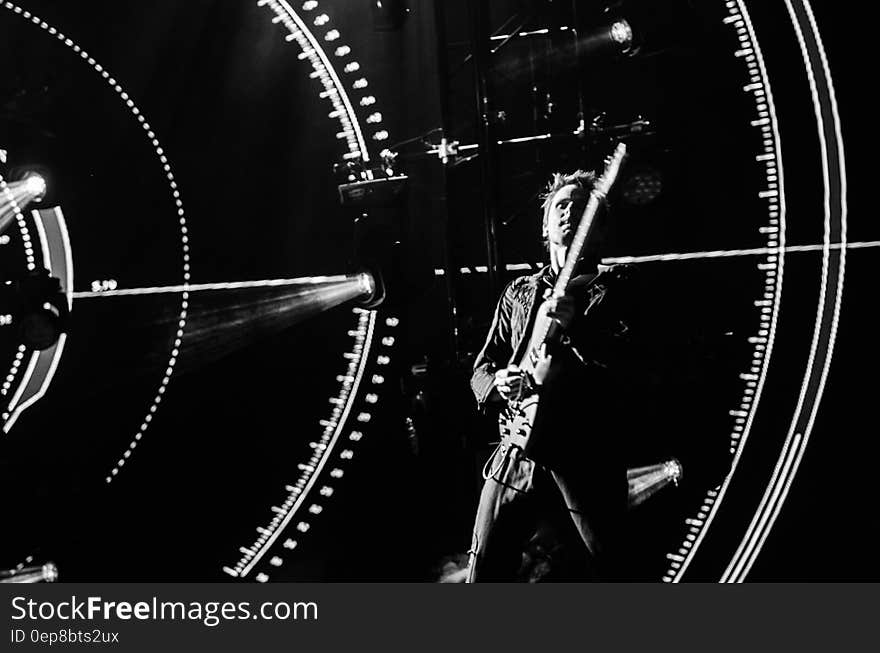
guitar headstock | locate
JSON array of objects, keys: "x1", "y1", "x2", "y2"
[{"x1": 595, "y1": 142, "x2": 628, "y2": 198}]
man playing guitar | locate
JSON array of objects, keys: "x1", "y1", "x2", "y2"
[{"x1": 467, "y1": 157, "x2": 635, "y2": 582}]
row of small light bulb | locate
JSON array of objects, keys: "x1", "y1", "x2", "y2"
[
  {"x1": 263, "y1": 0, "x2": 389, "y2": 162},
  {"x1": 229, "y1": 307, "x2": 376, "y2": 578},
  {"x1": 0, "y1": 170, "x2": 36, "y2": 271},
  {"x1": 252, "y1": 312, "x2": 398, "y2": 582},
  {"x1": 231, "y1": 0, "x2": 396, "y2": 577},
  {"x1": 663, "y1": 0, "x2": 782, "y2": 583},
  {"x1": 0, "y1": 163, "x2": 36, "y2": 419}
]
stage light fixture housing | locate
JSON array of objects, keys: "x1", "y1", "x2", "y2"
[
  {"x1": 610, "y1": 19, "x2": 635, "y2": 53},
  {"x1": 23, "y1": 173, "x2": 47, "y2": 201},
  {"x1": 355, "y1": 268, "x2": 385, "y2": 309},
  {"x1": 579, "y1": 18, "x2": 638, "y2": 58},
  {"x1": 338, "y1": 175, "x2": 408, "y2": 207}
]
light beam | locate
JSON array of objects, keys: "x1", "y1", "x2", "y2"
[
  {"x1": 601, "y1": 241, "x2": 879, "y2": 266},
  {"x1": 0, "y1": 174, "x2": 48, "y2": 234},
  {"x1": 72, "y1": 273, "x2": 378, "y2": 375}
]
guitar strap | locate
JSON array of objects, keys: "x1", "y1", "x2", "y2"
[{"x1": 506, "y1": 267, "x2": 552, "y2": 367}]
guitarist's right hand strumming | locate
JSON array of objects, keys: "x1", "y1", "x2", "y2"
[
  {"x1": 493, "y1": 364, "x2": 528, "y2": 401},
  {"x1": 493, "y1": 291, "x2": 576, "y2": 401}
]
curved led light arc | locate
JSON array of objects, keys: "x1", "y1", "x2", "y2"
[
  {"x1": 664, "y1": 0, "x2": 787, "y2": 582},
  {"x1": 0, "y1": 174, "x2": 36, "y2": 272},
  {"x1": 259, "y1": 0, "x2": 391, "y2": 162},
  {"x1": 0, "y1": 171, "x2": 32, "y2": 408},
  {"x1": 0, "y1": 2, "x2": 192, "y2": 480},
  {"x1": 236, "y1": 314, "x2": 400, "y2": 583},
  {"x1": 2, "y1": 207, "x2": 72, "y2": 433},
  {"x1": 4, "y1": 336, "x2": 66, "y2": 432},
  {"x1": 0, "y1": 345, "x2": 28, "y2": 404},
  {"x1": 0, "y1": 181, "x2": 72, "y2": 432},
  {"x1": 226, "y1": 308, "x2": 377, "y2": 579},
  {"x1": 722, "y1": 0, "x2": 847, "y2": 582},
  {"x1": 223, "y1": 0, "x2": 394, "y2": 580}
]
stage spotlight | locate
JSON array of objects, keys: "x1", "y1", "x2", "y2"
[
  {"x1": 596, "y1": 0, "x2": 699, "y2": 57},
  {"x1": 23, "y1": 173, "x2": 47, "y2": 201},
  {"x1": 578, "y1": 18, "x2": 637, "y2": 57},
  {"x1": 627, "y1": 459, "x2": 682, "y2": 509},
  {"x1": 370, "y1": 0, "x2": 409, "y2": 32},
  {"x1": 357, "y1": 271, "x2": 377, "y2": 298},
  {"x1": 356, "y1": 268, "x2": 385, "y2": 309},
  {"x1": 1, "y1": 171, "x2": 50, "y2": 234},
  {"x1": 0, "y1": 562, "x2": 58, "y2": 583},
  {"x1": 351, "y1": 220, "x2": 394, "y2": 310},
  {"x1": 609, "y1": 19, "x2": 634, "y2": 52}
]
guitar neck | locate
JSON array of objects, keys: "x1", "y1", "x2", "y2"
[
  {"x1": 524, "y1": 192, "x2": 603, "y2": 359},
  {"x1": 519, "y1": 141, "x2": 627, "y2": 372},
  {"x1": 554, "y1": 193, "x2": 602, "y2": 296}
]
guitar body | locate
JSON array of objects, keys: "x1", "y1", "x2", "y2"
[
  {"x1": 498, "y1": 394, "x2": 540, "y2": 452},
  {"x1": 496, "y1": 305, "x2": 555, "y2": 454}
]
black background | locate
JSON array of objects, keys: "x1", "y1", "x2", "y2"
[{"x1": 0, "y1": 0, "x2": 876, "y2": 581}]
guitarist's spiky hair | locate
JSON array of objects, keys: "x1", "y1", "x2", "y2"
[{"x1": 540, "y1": 169, "x2": 598, "y2": 250}]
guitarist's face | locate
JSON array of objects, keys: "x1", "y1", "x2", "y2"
[{"x1": 544, "y1": 184, "x2": 588, "y2": 248}]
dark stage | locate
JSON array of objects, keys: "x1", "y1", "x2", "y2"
[{"x1": 0, "y1": 0, "x2": 875, "y2": 583}]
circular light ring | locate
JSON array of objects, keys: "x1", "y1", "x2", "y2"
[
  {"x1": 662, "y1": 0, "x2": 787, "y2": 582},
  {"x1": 0, "y1": 170, "x2": 35, "y2": 408},
  {"x1": 226, "y1": 312, "x2": 401, "y2": 582},
  {"x1": 221, "y1": 0, "x2": 393, "y2": 579},
  {"x1": 666, "y1": 0, "x2": 848, "y2": 583},
  {"x1": 0, "y1": 202, "x2": 72, "y2": 433},
  {"x1": 258, "y1": 0, "x2": 394, "y2": 161},
  {"x1": 0, "y1": 345, "x2": 27, "y2": 404},
  {"x1": 224, "y1": 307, "x2": 385, "y2": 579},
  {"x1": 719, "y1": 0, "x2": 846, "y2": 583},
  {"x1": 0, "y1": 2, "x2": 191, "y2": 481},
  {"x1": 0, "y1": 168, "x2": 65, "y2": 433},
  {"x1": 0, "y1": 172, "x2": 38, "y2": 272}
]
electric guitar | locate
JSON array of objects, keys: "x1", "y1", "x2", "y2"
[{"x1": 498, "y1": 142, "x2": 628, "y2": 454}]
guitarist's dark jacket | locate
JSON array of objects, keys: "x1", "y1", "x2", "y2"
[{"x1": 471, "y1": 262, "x2": 638, "y2": 487}]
